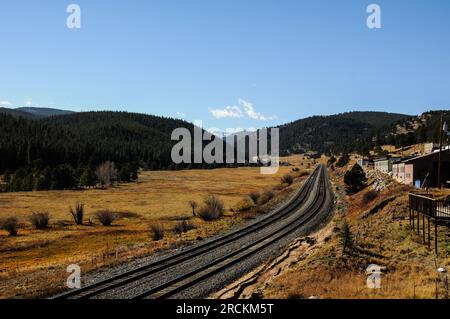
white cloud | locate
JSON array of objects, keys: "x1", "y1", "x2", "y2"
[
  {"x1": 25, "y1": 99, "x2": 32, "y2": 107},
  {"x1": 0, "y1": 100, "x2": 13, "y2": 106},
  {"x1": 209, "y1": 105, "x2": 243, "y2": 119},
  {"x1": 210, "y1": 99, "x2": 274, "y2": 121},
  {"x1": 176, "y1": 111, "x2": 186, "y2": 118},
  {"x1": 238, "y1": 98, "x2": 274, "y2": 121}
]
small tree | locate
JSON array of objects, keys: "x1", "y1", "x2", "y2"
[
  {"x1": 188, "y1": 200, "x2": 198, "y2": 216},
  {"x1": 1, "y1": 217, "x2": 19, "y2": 236},
  {"x1": 79, "y1": 167, "x2": 97, "y2": 188},
  {"x1": 118, "y1": 166, "x2": 131, "y2": 182},
  {"x1": 70, "y1": 202, "x2": 84, "y2": 225},
  {"x1": 339, "y1": 221, "x2": 353, "y2": 254},
  {"x1": 96, "y1": 161, "x2": 118, "y2": 188},
  {"x1": 336, "y1": 153, "x2": 350, "y2": 168},
  {"x1": 344, "y1": 164, "x2": 367, "y2": 194}
]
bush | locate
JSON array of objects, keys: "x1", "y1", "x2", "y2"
[
  {"x1": 96, "y1": 210, "x2": 117, "y2": 226},
  {"x1": 344, "y1": 164, "x2": 367, "y2": 194},
  {"x1": 29, "y1": 212, "x2": 50, "y2": 229},
  {"x1": 249, "y1": 192, "x2": 260, "y2": 204},
  {"x1": 235, "y1": 197, "x2": 255, "y2": 212},
  {"x1": 292, "y1": 167, "x2": 300, "y2": 172},
  {"x1": 173, "y1": 220, "x2": 196, "y2": 235},
  {"x1": 258, "y1": 190, "x2": 275, "y2": 205},
  {"x1": 149, "y1": 223, "x2": 165, "y2": 241},
  {"x1": 70, "y1": 202, "x2": 84, "y2": 225},
  {"x1": 281, "y1": 174, "x2": 294, "y2": 185},
  {"x1": 198, "y1": 195, "x2": 224, "y2": 221},
  {"x1": 363, "y1": 190, "x2": 378, "y2": 204},
  {"x1": 1, "y1": 217, "x2": 19, "y2": 236}
]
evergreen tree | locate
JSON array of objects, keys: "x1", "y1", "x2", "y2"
[
  {"x1": 79, "y1": 167, "x2": 97, "y2": 188},
  {"x1": 344, "y1": 164, "x2": 367, "y2": 194}
]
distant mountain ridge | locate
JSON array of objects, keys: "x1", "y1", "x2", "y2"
[
  {"x1": 17, "y1": 107, "x2": 74, "y2": 118},
  {"x1": 0, "y1": 107, "x2": 74, "y2": 119}
]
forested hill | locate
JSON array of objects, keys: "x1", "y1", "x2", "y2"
[
  {"x1": 0, "y1": 111, "x2": 196, "y2": 173},
  {"x1": 0, "y1": 111, "x2": 207, "y2": 191},
  {"x1": 277, "y1": 111, "x2": 411, "y2": 155}
]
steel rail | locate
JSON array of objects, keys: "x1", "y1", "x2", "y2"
[{"x1": 134, "y1": 166, "x2": 330, "y2": 299}]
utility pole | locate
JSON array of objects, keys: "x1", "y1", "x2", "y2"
[{"x1": 438, "y1": 113, "x2": 443, "y2": 189}]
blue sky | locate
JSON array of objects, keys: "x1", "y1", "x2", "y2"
[{"x1": 1, "y1": 0, "x2": 450, "y2": 130}]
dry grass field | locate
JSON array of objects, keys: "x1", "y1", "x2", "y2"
[{"x1": 0, "y1": 158, "x2": 312, "y2": 298}]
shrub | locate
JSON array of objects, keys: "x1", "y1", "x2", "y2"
[
  {"x1": 29, "y1": 212, "x2": 50, "y2": 229},
  {"x1": 70, "y1": 202, "x2": 84, "y2": 225},
  {"x1": 235, "y1": 197, "x2": 255, "y2": 212},
  {"x1": 258, "y1": 190, "x2": 275, "y2": 205},
  {"x1": 96, "y1": 210, "x2": 117, "y2": 226},
  {"x1": 1, "y1": 217, "x2": 19, "y2": 236},
  {"x1": 281, "y1": 174, "x2": 294, "y2": 185},
  {"x1": 173, "y1": 220, "x2": 196, "y2": 235},
  {"x1": 149, "y1": 223, "x2": 165, "y2": 241},
  {"x1": 363, "y1": 190, "x2": 378, "y2": 204},
  {"x1": 249, "y1": 192, "x2": 260, "y2": 204},
  {"x1": 292, "y1": 167, "x2": 300, "y2": 172},
  {"x1": 198, "y1": 195, "x2": 224, "y2": 221}
]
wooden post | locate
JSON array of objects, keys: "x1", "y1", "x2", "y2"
[
  {"x1": 412, "y1": 209, "x2": 415, "y2": 228},
  {"x1": 428, "y1": 216, "x2": 431, "y2": 249}
]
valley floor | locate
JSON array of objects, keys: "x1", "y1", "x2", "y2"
[{"x1": 0, "y1": 158, "x2": 311, "y2": 298}]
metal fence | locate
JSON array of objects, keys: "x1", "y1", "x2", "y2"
[
  {"x1": 409, "y1": 193, "x2": 450, "y2": 253},
  {"x1": 409, "y1": 193, "x2": 450, "y2": 220},
  {"x1": 436, "y1": 200, "x2": 450, "y2": 219}
]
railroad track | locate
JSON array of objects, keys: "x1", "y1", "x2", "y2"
[{"x1": 56, "y1": 164, "x2": 332, "y2": 299}]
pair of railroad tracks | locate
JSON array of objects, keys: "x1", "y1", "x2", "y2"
[{"x1": 56, "y1": 165, "x2": 332, "y2": 299}]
